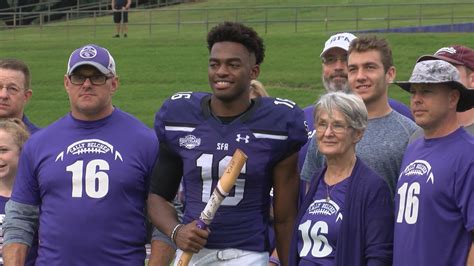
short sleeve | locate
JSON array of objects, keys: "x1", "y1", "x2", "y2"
[
  {"x1": 455, "y1": 161, "x2": 474, "y2": 231},
  {"x1": 11, "y1": 142, "x2": 40, "y2": 205},
  {"x1": 287, "y1": 107, "x2": 309, "y2": 155}
]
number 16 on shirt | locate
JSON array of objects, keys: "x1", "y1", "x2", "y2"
[{"x1": 177, "y1": 148, "x2": 248, "y2": 266}]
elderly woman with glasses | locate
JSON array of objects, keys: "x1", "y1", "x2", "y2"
[{"x1": 289, "y1": 92, "x2": 394, "y2": 266}]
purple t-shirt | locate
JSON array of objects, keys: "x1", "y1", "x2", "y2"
[
  {"x1": 22, "y1": 115, "x2": 40, "y2": 135},
  {"x1": 394, "y1": 128, "x2": 474, "y2": 266},
  {"x1": 297, "y1": 178, "x2": 348, "y2": 266},
  {"x1": 11, "y1": 108, "x2": 158, "y2": 266},
  {"x1": 155, "y1": 92, "x2": 308, "y2": 252}
]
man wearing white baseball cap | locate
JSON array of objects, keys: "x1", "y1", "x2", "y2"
[
  {"x1": 409, "y1": 45, "x2": 474, "y2": 143},
  {"x1": 299, "y1": 33, "x2": 415, "y2": 190},
  {"x1": 393, "y1": 59, "x2": 474, "y2": 266},
  {"x1": 320, "y1": 32, "x2": 357, "y2": 93},
  {"x1": 3, "y1": 44, "x2": 159, "y2": 265}
]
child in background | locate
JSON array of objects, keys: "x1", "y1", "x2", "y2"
[{"x1": 0, "y1": 119, "x2": 29, "y2": 264}]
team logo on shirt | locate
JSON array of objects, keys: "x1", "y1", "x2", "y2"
[
  {"x1": 54, "y1": 139, "x2": 123, "y2": 162},
  {"x1": 236, "y1": 134, "x2": 250, "y2": 143},
  {"x1": 179, "y1": 135, "x2": 201, "y2": 150},
  {"x1": 399, "y1": 160, "x2": 434, "y2": 184},
  {"x1": 307, "y1": 199, "x2": 343, "y2": 222}
]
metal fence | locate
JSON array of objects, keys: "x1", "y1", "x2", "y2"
[
  {"x1": 0, "y1": 0, "x2": 187, "y2": 26},
  {"x1": 1, "y1": 2, "x2": 473, "y2": 39}
]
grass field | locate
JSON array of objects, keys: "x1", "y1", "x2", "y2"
[{"x1": 1, "y1": 0, "x2": 473, "y2": 127}]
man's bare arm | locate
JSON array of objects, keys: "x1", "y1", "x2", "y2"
[{"x1": 272, "y1": 152, "x2": 299, "y2": 266}]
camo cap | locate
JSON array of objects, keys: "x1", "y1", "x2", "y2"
[{"x1": 394, "y1": 60, "x2": 474, "y2": 112}]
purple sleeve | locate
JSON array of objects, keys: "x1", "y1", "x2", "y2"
[
  {"x1": 365, "y1": 177, "x2": 394, "y2": 266},
  {"x1": 287, "y1": 107, "x2": 309, "y2": 156},
  {"x1": 297, "y1": 105, "x2": 315, "y2": 171},
  {"x1": 388, "y1": 98, "x2": 414, "y2": 121},
  {"x1": 455, "y1": 162, "x2": 474, "y2": 231},
  {"x1": 11, "y1": 143, "x2": 40, "y2": 205},
  {"x1": 154, "y1": 99, "x2": 169, "y2": 141}
]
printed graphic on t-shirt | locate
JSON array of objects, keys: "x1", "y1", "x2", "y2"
[
  {"x1": 55, "y1": 139, "x2": 123, "y2": 199},
  {"x1": 298, "y1": 199, "x2": 343, "y2": 259},
  {"x1": 396, "y1": 160, "x2": 434, "y2": 225}
]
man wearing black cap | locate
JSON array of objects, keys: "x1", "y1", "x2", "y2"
[
  {"x1": 409, "y1": 45, "x2": 474, "y2": 143},
  {"x1": 3, "y1": 44, "x2": 159, "y2": 265},
  {"x1": 393, "y1": 59, "x2": 474, "y2": 266}
]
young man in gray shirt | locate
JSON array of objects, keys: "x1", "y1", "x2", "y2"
[{"x1": 301, "y1": 35, "x2": 418, "y2": 193}]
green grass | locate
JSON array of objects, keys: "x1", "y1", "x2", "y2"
[{"x1": 0, "y1": 0, "x2": 474, "y2": 127}]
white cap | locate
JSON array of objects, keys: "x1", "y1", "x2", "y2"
[{"x1": 320, "y1": 32, "x2": 357, "y2": 57}]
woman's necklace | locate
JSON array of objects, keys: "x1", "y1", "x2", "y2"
[
  {"x1": 324, "y1": 157, "x2": 356, "y2": 202},
  {"x1": 325, "y1": 182, "x2": 336, "y2": 202}
]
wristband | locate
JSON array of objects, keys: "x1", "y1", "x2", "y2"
[
  {"x1": 269, "y1": 256, "x2": 280, "y2": 266},
  {"x1": 170, "y1": 224, "x2": 183, "y2": 244}
]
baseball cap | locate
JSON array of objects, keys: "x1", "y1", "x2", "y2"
[
  {"x1": 67, "y1": 44, "x2": 116, "y2": 76},
  {"x1": 394, "y1": 60, "x2": 474, "y2": 112},
  {"x1": 417, "y1": 45, "x2": 474, "y2": 71},
  {"x1": 320, "y1": 32, "x2": 357, "y2": 57}
]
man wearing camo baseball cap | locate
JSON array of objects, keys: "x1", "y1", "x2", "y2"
[
  {"x1": 395, "y1": 59, "x2": 474, "y2": 112},
  {"x1": 392, "y1": 59, "x2": 474, "y2": 266},
  {"x1": 412, "y1": 45, "x2": 474, "y2": 136},
  {"x1": 417, "y1": 45, "x2": 474, "y2": 85}
]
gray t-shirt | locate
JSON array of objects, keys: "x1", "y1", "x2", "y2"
[
  {"x1": 301, "y1": 110, "x2": 419, "y2": 193},
  {"x1": 409, "y1": 123, "x2": 474, "y2": 144}
]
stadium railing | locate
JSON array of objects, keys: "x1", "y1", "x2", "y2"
[{"x1": 1, "y1": 2, "x2": 473, "y2": 39}]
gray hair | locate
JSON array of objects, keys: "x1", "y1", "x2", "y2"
[{"x1": 314, "y1": 91, "x2": 368, "y2": 131}]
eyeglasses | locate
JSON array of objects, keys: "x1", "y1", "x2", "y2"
[
  {"x1": 0, "y1": 85, "x2": 23, "y2": 95},
  {"x1": 69, "y1": 74, "x2": 112, "y2": 85},
  {"x1": 322, "y1": 55, "x2": 348, "y2": 65},
  {"x1": 315, "y1": 122, "x2": 351, "y2": 134}
]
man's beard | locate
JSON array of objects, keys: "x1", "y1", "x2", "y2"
[{"x1": 322, "y1": 75, "x2": 351, "y2": 93}]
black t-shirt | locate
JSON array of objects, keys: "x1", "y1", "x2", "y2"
[{"x1": 114, "y1": 0, "x2": 128, "y2": 9}]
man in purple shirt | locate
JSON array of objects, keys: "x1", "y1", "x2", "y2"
[
  {"x1": 2, "y1": 44, "x2": 158, "y2": 265},
  {"x1": 393, "y1": 59, "x2": 474, "y2": 265},
  {"x1": 0, "y1": 59, "x2": 40, "y2": 134},
  {"x1": 0, "y1": 59, "x2": 40, "y2": 265},
  {"x1": 409, "y1": 45, "x2": 474, "y2": 143}
]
